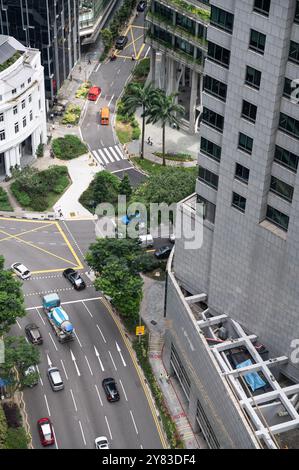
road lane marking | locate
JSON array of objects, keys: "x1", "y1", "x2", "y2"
[
  {"x1": 94, "y1": 346, "x2": 105, "y2": 371},
  {"x1": 78, "y1": 420, "x2": 87, "y2": 446},
  {"x1": 130, "y1": 410, "x2": 139, "y2": 435},
  {"x1": 25, "y1": 296, "x2": 103, "y2": 311},
  {"x1": 144, "y1": 46, "x2": 150, "y2": 58},
  {"x1": 56, "y1": 221, "x2": 83, "y2": 269},
  {"x1": 0, "y1": 221, "x2": 56, "y2": 243},
  {"x1": 105, "y1": 416, "x2": 113, "y2": 440},
  {"x1": 36, "y1": 365, "x2": 43, "y2": 387},
  {"x1": 48, "y1": 332, "x2": 58, "y2": 351},
  {"x1": 119, "y1": 379, "x2": 128, "y2": 401},
  {"x1": 108, "y1": 351, "x2": 117, "y2": 371},
  {"x1": 116, "y1": 341, "x2": 126, "y2": 367},
  {"x1": 52, "y1": 426, "x2": 59, "y2": 449},
  {"x1": 96, "y1": 324, "x2": 106, "y2": 343},
  {"x1": 74, "y1": 331, "x2": 83, "y2": 348},
  {"x1": 108, "y1": 94, "x2": 114, "y2": 107},
  {"x1": 60, "y1": 359, "x2": 69, "y2": 380},
  {"x1": 95, "y1": 62, "x2": 101, "y2": 72},
  {"x1": 36, "y1": 307, "x2": 46, "y2": 325},
  {"x1": 82, "y1": 301, "x2": 93, "y2": 318},
  {"x1": 44, "y1": 394, "x2": 51, "y2": 416},
  {"x1": 140, "y1": 444, "x2": 143, "y2": 449},
  {"x1": 16, "y1": 319, "x2": 21, "y2": 329},
  {"x1": 85, "y1": 355, "x2": 94, "y2": 376},
  {"x1": 109, "y1": 146, "x2": 120, "y2": 161},
  {"x1": 70, "y1": 349, "x2": 81, "y2": 377},
  {"x1": 95, "y1": 384, "x2": 103, "y2": 407},
  {"x1": 70, "y1": 389, "x2": 78, "y2": 412}
]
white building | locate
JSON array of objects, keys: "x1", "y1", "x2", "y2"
[{"x1": 0, "y1": 35, "x2": 47, "y2": 178}]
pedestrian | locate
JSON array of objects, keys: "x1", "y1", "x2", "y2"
[
  {"x1": 88, "y1": 58, "x2": 91, "y2": 65},
  {"x1": 79, "y1": 65, "x2": 82, "y2": 73},
  {"x1": 166, "y1": 374, "x2": 170, "y2": 383},
  {"x1": 147, "y1": 136, "x2": 152, "y2": 145},
  {"x1": 131, "y1": 54, "x2": 135, "y2": 61}
]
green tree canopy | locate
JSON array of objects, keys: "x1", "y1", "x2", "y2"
[
  {"x1": 86, "y1": 238, "x2": 142, "y2": 274},
  {"x1": 79, "y1": 170, "x2": 121, "y2": 213},
  {"x1": 119, "y1": 174, "x2": 132, "y2": 199}
]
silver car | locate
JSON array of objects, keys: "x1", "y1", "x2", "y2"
[
  {"x1": 47, "y1": 367, "x2": 64, "y2": 391},
  {"x1": 11, "y1": 262, "x2": 31, "y2": 280},
  {"x1": 95, "y1": 436, "x2": 109, "y2": 449}
]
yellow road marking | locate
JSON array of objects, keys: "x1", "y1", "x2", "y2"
[
  {"x1": 136, "y1": 43, "x2": 145, "y2": 60},
  {"x1": 130, "y1": 28, "x2": 137, "y2": 57},
  {"x1": 130, "y1": 25, "x2": 146, "y2": 29},
  {"x1": 30, "y1": 268, "x2": 81, "y2": 275},
  {"x1": 0, "y1": 217, "x2": 55, "y2": 224},
  {"x1": 55, "y1": 222, "x2": 83, "y2": 269},
  {"x1": 0, "y1": 222, "x2": 56, "y2": 243},
  {"x1": 100, "y1": 297, "x2": 168, "y2": 448}
]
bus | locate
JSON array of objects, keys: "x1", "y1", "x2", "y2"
[{"x1": 100, "y1": 107, "x2": 110, "y2": 125}]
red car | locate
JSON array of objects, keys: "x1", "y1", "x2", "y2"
[
  {"x1": 88, "y1": 86, "x2": 101, "y2": 101},
  {"x1": 37, "y1": 418, "x2": 55, "y2": 446}
]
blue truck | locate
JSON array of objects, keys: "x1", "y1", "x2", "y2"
[{"x1": 42, "y1": 293, "x2": 74, "y2": 343}]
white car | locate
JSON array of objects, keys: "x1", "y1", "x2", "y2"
[
  {"x1": 11, "y1": 262, "x2": 31, "y2": 280},
  {"x1": 95, "y1": 436, "x2": 109, "y2": 449}
]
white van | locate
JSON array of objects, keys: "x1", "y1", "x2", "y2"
[{"x1": 138, "y1": 234, "x2": 154, "y2": 248}]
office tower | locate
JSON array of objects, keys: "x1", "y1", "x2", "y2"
[{"x1": 80, "y1": 0, "x2": 118, "y2": 45}]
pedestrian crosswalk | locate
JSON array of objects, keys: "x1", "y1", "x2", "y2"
[{"x1": 91, "y1": 145, "x2": 127, "y2": 166}]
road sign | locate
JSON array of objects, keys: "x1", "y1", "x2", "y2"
[{"x1": 136, "y1": 326, "x2": 145, "y2": 336}]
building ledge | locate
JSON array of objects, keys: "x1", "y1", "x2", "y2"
[{"x1": 259, "y1": 219, "x2": 287, "y2": 241}]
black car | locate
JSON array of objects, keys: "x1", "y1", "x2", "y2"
[
  {"x1": 25, "y1": 323, "x2": 43, "y2": 345},
  {"x1": 137, "y1": 1, "x2": 147, "y2": 12},
  {"x1": 115, "y1": 36, "x2": 128, "y2": 50},
  {"x1": 63, "y1": 268, "x2": 86, "y2": 290},
  {"x1": 154, "y1": 245, "x2": 172, "y2": 259},
  {"x1": 102, "y1": 378, "x2": 120, "y2": 402}
]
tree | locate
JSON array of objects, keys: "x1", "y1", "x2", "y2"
[
  {"x1": 0, "y1": 405, "x2": 8, "y2": 449},
  {"x1": 0, "y1": 256, "x2": 26, "y2": 336},
  {"x1": 122, "y1": 82, "x2": 156, "y2": 159},
  {"x1": 86, "y1": 238, "x2": 142, "y2": 274},
  {"x1": 119, "y1": 174, "x2": 132, "y2": 200},
  {"x1": 100, "y1": 28, "x2": 113, "y2": 50},
  {"x1": 146, "y1": 91, "x2": 185, "y2": 166}
]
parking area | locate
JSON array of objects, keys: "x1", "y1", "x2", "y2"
[{"x1": 0, "y1": 218, "x2": 83, "y2": 275}]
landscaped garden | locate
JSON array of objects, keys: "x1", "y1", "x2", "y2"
[
  {"x1": 0, "y1": 188, "x2": 12, "y2": 211},
  {"x1": 62, "y1": 104, "x2": 82, "y2": 125},
  {"x1": 52, "y1": 134, "x2": 88, "y2": 160}
]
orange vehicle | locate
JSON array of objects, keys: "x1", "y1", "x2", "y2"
[
  {"x1": 100, "y1": 107, "x2": 110, "y2": 125},
  {"x1": 88, "y1": 86, "x2": 101, "y2": 101}
]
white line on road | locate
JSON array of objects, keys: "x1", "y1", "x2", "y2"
[
  {"x1": 119, "y1": 379, "x2": 128, "y2": 401},
  {"x1": 94, "y1": 346, "x2": 105, "y2": 371},
  {"x1": 130, "y1": 410, "x2": 139, "y2": 435},
  {"x1": 96, "y1": 324, "x2": 106, "y2": 343},
  {"x1": 78, "y1": 420, "x2": 87, "y2": 446},
  {"x1": 108, "y1": 94, "x2": 114, "y2": 107},
  {"x1": 36, "y1": 365, "x2": 43, "y2": 387},
  {"x1": 111, "y1": 166, "x2": 134, "y2": 174},
  {"x1": 140, "y1": 444, "x2": 143, "y2": 449},
  {"x1": 48, "y1": 332, "x2": 58, "y2": 351},
  {"x1": 44, "y1": 394, "x2": 51, "y2": 416},
  {"x1": 60, "y1": 359, "x2": 69, "y2": 380},
  {"x1": 74, "y1": 331, "x2": 83, "y2": 348},
  {"x1": 95, "y1": 62, "x2": 102, "y2": 73},
  {"x1": 116, "y1": 341, "x2": 127, "y2": 367},
  {"x1": 100, "y1": 139, "x2": 104, "y2": 146},
  {"x1": 52, "y1": 426, "x2": 59, "y2": 449},
  {"x1": 144, "y1": 46, "x2": 150, "y2": 58},
  {"x1": 82, "y1": 301, "x2": 93, "y2": 318},
  {"x1": 35, "y1": 307, "x2": 46, "y2": 325},
  {"x1": 108, "y1": 351, "x2": 117, "y2": 371},
  {"x1": 25, "y1": 337, "x2": 29, "y2": 344},
  {"x1": 16, "y1": 319, "x2": 21, "y2": 330},
  {"x1": 105, "y1": 416, "x2": 113, "y2": 440},
  {"x1": 95, "y1": 384, "x2": 103, "y2": 407},
  {"x1": 26, "y1": 296, "x2": 103, "y2": 311},
  {"x1": 70, "y1": 349, "x2": 81, "y2": 377},
  {"x1": 70, "y1": 389, "x2": 78, "y2": 412},
  {"x1": 85, "y1": 355, "x2": 94, "y2": 376},
  {"x1": 46, "y1": 354, "x2": 52, "y2": 368}
]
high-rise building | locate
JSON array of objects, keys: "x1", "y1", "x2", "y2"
[
  {"x1": 79, "y1": 0, "x2": 118, "y2": 45},
  {"x1": 0, "y1": 1, "x2": 80, "y2": 101},
  {"x1": 164, "y1": 0, "x2": 299, "y2": 449},
  {"x1": 145, "y1": 0, "x2": 210, "y2": 133}
]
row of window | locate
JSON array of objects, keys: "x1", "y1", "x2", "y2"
[
  {"x1": 0, "y1": 95, "x2": 32, "y2": 121},
  {"x1": 11, "y1": 77, "x2": 32, "y2": 96},
  {"x1": 14, "y1": 111, "x2": 33, "y2": 133}
]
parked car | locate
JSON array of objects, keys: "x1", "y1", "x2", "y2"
[
  {"x1": 137, "y1": 1, "x2": 147, "y2": 12},
  {"x1": 11, "y1": 262, "x2": 31, "y2": 280},
  {"x1": 115, "y1": 36, "x2": 128, "y2": 49},
  {"x1": 138, "y1": 234, "x2": 154, "y2": 248},
  {"x1": 37, "y1": 417, "x2": 55, "y2": 446},
  {"x1": 23, "y1": 365, "x2": 39, "y2": 388},
  {"x1": 25, "y1": 323, "x2": 43, "y2": 345},
  {"x1": 95, "y1": 436, "x2": 109, "y2": 449},
  {"x1": 154, "y1": 245, "x2": 172, "y2": 259},
  {"x1": 63, "y1": 268, "x2": 86, "y2": 290},
  {"x1": 47, "y1": 367, "x2": 64, "y2": 392},
  {"x1": 169, "y1": 233, "x2": 175, "y2": 243},
  {"x1": 102, "y1": 378, "x2": 120, "y2": 402}
]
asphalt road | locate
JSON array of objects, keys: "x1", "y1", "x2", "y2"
[{"x1": 2, "y1": 217, "x2": 165, "y2": 449}]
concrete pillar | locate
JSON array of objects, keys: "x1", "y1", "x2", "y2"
[
  {"x1": 150, "y1": 48, "x2": 156, "y2": 85},
  {"x1": 166, "y1": 57, "x2": 175, "y2": 95},
  {"x1": 189, "y1": 70, "x2": 198, "y2": 134},
  {"x1": 160, "y1": 53, "x2": 166, "y2": 90},
  {"x1": 4, "y1": 152, "x2": 11, "y2": 176}
]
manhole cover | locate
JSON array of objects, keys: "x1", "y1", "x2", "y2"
[{"x1": 151, "y1": 320, "x2": 157, "y2": 326}]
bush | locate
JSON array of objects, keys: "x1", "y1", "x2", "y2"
[
  {"x1": 132, "y1": 126, "x2": 141, "y2": 140},
  {"x1": 75, "y1": 81, "x2": 91, "y2": 99},
  {"x1": 2, "y1": 403, "x2": 21, "y2": 429},
  {"x1": 5, "y1": 427, "x2": 30, "y2": 449},
  {"x1": 52, "y1": 135, "x2": 87, "y2": 160},
  {"x1": 36, "y1": 143, "x2": 44, "y2": 158},
  {"x1": 0, "y1": 405, "x2": 8, "y2": 449},
  {"x1": 0, "y1": 187, "x2": 12, "y2": 211},
  {"x1": 10, "y1": 185, "x2": 31, "y2": 207},
  {"x1": 62, "y1": 104, "x2": 81, "y2": 125},
  {"x1": 132, "y1": 58, "x2": 150, "y2": 80}
]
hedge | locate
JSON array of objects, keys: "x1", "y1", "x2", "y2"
[
  {"x1": 0, "y1": 405, "x2": 8, "y2": 449},
  {"x1": 52, "y1": 135, "x2": 88, "y2": 160},
  {"x1": 0, "y1": 187, "x2": 13, "y2": 211}
]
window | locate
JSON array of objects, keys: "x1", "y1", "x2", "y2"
[
  {"x1": 29, "y1": 94, "x2": 32, "y2": 103},
  {"x1": 266, "y1": 205, "x2": 289, "y2": 231},
  {"x1": 238, "y1": 133, "x2": 253, "y2": 154},
  {"x1": 28, "y1": 77, "x2": 32, "y2": 84},
  {"x1": 279, "y1": 113, "x2": 299, "y2": 139},
  {"x1": 30, "y1": 110, "x2": 33, "y2": 121},
  {"x1": 13, "y1": 106, "x2": 17, "y2": 115},
  {"x1": 0, "y1": 113, "x2": 3, "y2": 122},
  {"x1": 253, "y1": 0, "x2": 271, "y2": 16},
  {"x1": 210, "y1": 6, "x2": 234, "y2": 33},
  {"x1": 21, "y1": 83, "x2": 25, "y2": 89},
  {"x1": 200, "y1": 137, "x2": 221, "y2": 162},
  {"x1": 21, "y1": 100, "x2": 25, "y2": 109},
  {"x1": 295, "y1": 1, "x2": 299, "y2": 23},
  {"x1": 249, "y1": 29, "x2": 266, "y2": 54},
  {"x1": 235, "y1": 163, "x2": 250, "y2": 183},
  {"x1": 12, "y1": 88, "x2": 16, "y2": 95},
  {"x1": 23, "y1": 117, "x2": 26, "y2": 127},
  {"x1": 204, "y1": 76, "x2": 227, "y2": 101},
  {"x1": 283, "y1": 78, "x2": 293, "y2": 98},
  {"x1": 14, "y1": 122, "x2": 19, "y2": 133},
  {"x1": 202, "y1": 107, "x2": 224, "y2": 132},
  {"x1": 39, "y1": 99, "x2": 41, "y2": 110},
  {"x1": 170, "y1": 344, "x2": 191, "y2": 400},
  {"x1": 245, "y1": 66, "x2": 261, "y2": 89},
  {"x1": 207, "y1": 42, "x2": 230, "y2": 68},
  {"x1": 0, "y1": 130, "x2": 5, "y2": 141},
  {"x1": 197, "y1": 195, "x2": 216, "y2": 224},
  {"x1": 241, "y1": 100, "x2": 257, "y2": 123},
  {"x1": 232, "y1": 192, "x2": 246, "y2": 212},
  {"x1": 196, "y1": 400, "x2": 220, "y2": 449},
  {"x1": 270, "y1": 176, "x2": 294, "y2": 202},
  {"x1": 289, "y1": 41, "x2": 299, "y2": 64},
  {"x1": 274, "y1": 145, "x2": 299, "y2": 172},
  {"x1": 198, "y1": 167, "x2": 219, "y2": 189}
]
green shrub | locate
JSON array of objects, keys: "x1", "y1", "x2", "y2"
[
  {"x1": 130, "y1": 118, "x2": 139, "y2": 128},
  {"x1": 4, "y1": 427, "x2": 30, "y2": 449},
  {"x1": 0, "y1": 405, "x2": 8, "y2": 449},
  {"x1": 132, "y1": 126, "x2": 141, "y2": 140},
  {"x1": 62, "y1": 104, "x2": 81, "y2": 125},
  {"x1": 132, "y1": 58, "x2": 150, "y2": 80},
  {"x1": 0, "y1": 187, "x2": 12, "y2": 211},
  {"x1": 36, "y1": 143, "x2": 44, "y2": 158},
  {"x1": 10, "y1": 185, "x2": 31, "y2": 207},
  {"x1": 52, "y1": 135, "x2": 87, "y2": 160},
  {"x1": 30, "y1": 196, "x2": 49, "y2": 211}
]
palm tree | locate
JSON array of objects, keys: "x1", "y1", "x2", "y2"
[
  {"x1": 146, "y1": 90, "x2": 185, "y2": 166},
  {"x1": 122, "y1": 82, "x2": 155, "y2": 159}
]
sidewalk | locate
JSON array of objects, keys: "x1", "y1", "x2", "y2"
[{"x1": 140, "y1": 274, "x2": 206, "y2": 449}]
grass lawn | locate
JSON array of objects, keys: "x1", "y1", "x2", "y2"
[
  {"x1": 0, "y1": 187, "x2": 13, "y2": 211},
  {"x1": 153, "y1": 152, "x2": 193, "y2": 162},
  {"x1": 116, "y1": 122, "x2": 132, "y2": 144},
  {"x1": 52, "y1": 134, "x2": 87, "y2": 160}
]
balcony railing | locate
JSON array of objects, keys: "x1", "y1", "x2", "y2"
[{"x1": 153, "y1": 0, "x2": 210, "y2": 25}]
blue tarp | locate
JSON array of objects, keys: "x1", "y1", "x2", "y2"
[
  {"x1": 236, "y1": 359, "x2": 267, "y2": 392},
  {"x1": 0, "y1": 377, "x2": 9, "y2": 387}
]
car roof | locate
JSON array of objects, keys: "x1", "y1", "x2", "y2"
[
  {"x1": 14, "y1": 263, "x2": 29, "y2": 272},
  {"x1": 64, "y1": 268, "x2": 76, "y2": 273},
  {"x1": 26, "y1": 323, "x2": 38, "y2": 329}
]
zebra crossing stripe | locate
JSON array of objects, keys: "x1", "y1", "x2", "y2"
[
  {"x1": 92, "y1": 150, "x2": 103, "y2": 166},
  {"x1": 98, "y1": 149, "x2": 109, "y2": 164},
  {"x1": 103, "y1": 147, "x2": 115, "y2": 162},
  {"x1": 109, "y1": 146, "x2": 121, "y2": 161},
  {"x1": 115, "y1": 145, "x2": 125, "y2": 159}
]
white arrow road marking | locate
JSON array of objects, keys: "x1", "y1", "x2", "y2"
[
  {"x1": 108, "y1": 351, "x2": 117, "y2": 371},
  {"x1": 95, "y1": 384, "x2": 103, "y2": 407},
  {"x1": 70, "y1": 349, "x2": 81, "y2": 377},
  {"x1": 48, "y1": 332, "x2": 58, "y2": 351},
  {"x1": 94, "y1": 346, "x2": 105, "y2": 371},
  {"x1": 46, "y1": 354, "x2": 52, "y2": 368},
  {"x1": 74, "y1": 331, "x2": 82, "y2": 348},
  {"x1": 119, "y1": 379, "x2": 128, "y2": 401},
  {"x1": 116, "y1": 341, "x2": 126, "y2": 367},
  {"x1": 85, "y1": 355, "x2": 93, "y2": 376},
  {"x1": 105, "y1": 416, "x2": 113, "y2": 440},
  {"x1": 35, "y1": 307, "x2": 46, "y2": 325},
  {"x1": 36, "y1": 365, "x2": 43, "y2": 387},
  {"x1": 52, "y1": 426, "x2": 59, "y2": 449},
  {"x1": 70, "y1": 389, "x2": 78, "y2": 412},
  {"x1": 82, "y1": 301, "x2": 93, "y2": 318},
  {"x1": 130, "y1": 410, "x2": 139, "y2": 435},
  {"x1": 96, "y1": 324, "x2": 106, "y2": 343},
  {"x1": 78, "y1": 420, "x2": 87, "y2": 446},
  {"x1": 60, "y1": 359, "x2": 68, "y2": 380},
  {"x1": 44, "y1": 394, "x2": 51, "y2": 416},
  {"x1": 140, "y1": 444, "x2": 143, "y2": 449}
]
